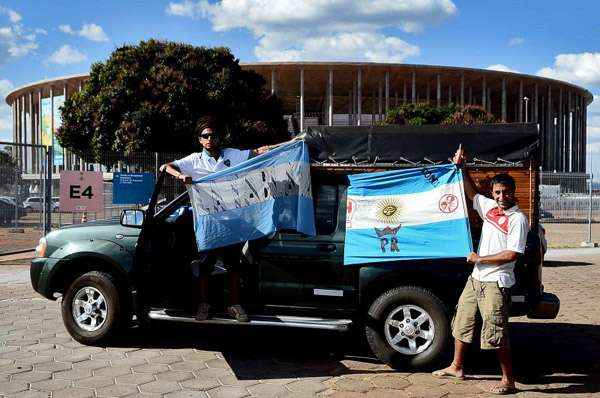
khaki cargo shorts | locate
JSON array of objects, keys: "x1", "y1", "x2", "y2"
[{"x1": 452, "y1": 277, "x2": 511, "y2": 349}]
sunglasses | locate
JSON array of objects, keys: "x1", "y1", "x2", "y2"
[{"x1": 200, "y1": 133, "x2": 215, "y2": 139}]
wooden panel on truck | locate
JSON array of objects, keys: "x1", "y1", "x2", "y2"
[{"x1": 468, "y1": 162, "x2": 538, "y2": 247}]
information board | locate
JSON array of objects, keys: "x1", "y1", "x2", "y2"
[
  {"x1": 112, "y1": 172, "x2": 155, "y2": 205},
  {"x1": 59, "y1": 171, "x2": 104, "y2": 212}
]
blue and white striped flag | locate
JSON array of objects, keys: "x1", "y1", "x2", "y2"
[
  {"x1": 344, "y1": 164, "x2": 472, "y2": 265},
  {"x1": 189, "y1": 140, "x2": 316, "y2": 251}
]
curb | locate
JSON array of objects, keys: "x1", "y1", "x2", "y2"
[{"x1": 0, "y1": 248, "x2": 35, "y2": 256}]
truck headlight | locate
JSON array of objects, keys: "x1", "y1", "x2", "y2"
[{"x1": 35, "y1": 237, "x2": 47, "y2": 258}]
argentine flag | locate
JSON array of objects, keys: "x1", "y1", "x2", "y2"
[
  {"x1": 344, "y1": 164, "x2": 472, "y2": 265},
  {"x1": 188, "y1": 140, "x2": 316, "y2": 252}
]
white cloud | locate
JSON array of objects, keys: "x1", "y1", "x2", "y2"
[
  {"x1": 508, "y1": 37, "x2": 524, "y2": 46},
  {"x1": 166, "y1": 0, "x2": 456, "y2": 61},
  {"x1": 486, "y1": 64, "x2": 519, "y2": 73},
  {"x1": 0, "y1": 6, "x2": 21, "y2": 23},
  {"x1": 586, "y1": 95, "x2": 600, "y2": 153},
  {"x1": 79, "y1": 23, "x2": 109, "y2": 42},
  {"x1": 48, "y1": 44, "x2": 87, "y2": 65},
  {"x1": 0, "y1": 79, "x2": 14, "y2": 141},
  {"x1": 537, "y1": 52, "x2": 600, "y2": 86},
  {"x1": 256, "y1": 32, "x2": 420, "y2": 62},
  {"x1": 0, "y1": 24, "x2": 39, "y2": 60},
  {"x1": 166, "y1": 1, "x2": 196, "y2": 17},
  {"x1": 58, "y1": 23, "x2": 109, "y2": 42},
  {"x1": 58, "y1": 24, "x2": 74, "y2": 34}
]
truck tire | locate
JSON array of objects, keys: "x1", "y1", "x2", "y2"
[
  {"x1": 61, "y1": 271, "x2": 125, "y2": 344},
  {"x1": 365, "y1": 286, "x2": 451, "y2": 370}
]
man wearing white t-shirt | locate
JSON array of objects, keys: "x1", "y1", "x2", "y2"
[
  {"x1": 433, "y1": 147, "x2": 529, "y2": 395},
  {"x1": 161, "y1": 117, "x2": 276, "y2": 322}
]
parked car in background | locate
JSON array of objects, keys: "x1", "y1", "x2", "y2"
[
  {"x1": 0, "y1": 197, "x2": 25, "y2": 225},
  {"x1": 23, "y1": 196, "x2": 60, "y2": 212}
]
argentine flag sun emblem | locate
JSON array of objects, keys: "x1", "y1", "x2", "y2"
[{"x1": 344, "y1": 164, "x2": 472, "y2": 265}]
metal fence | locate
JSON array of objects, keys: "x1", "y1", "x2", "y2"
[
  {"x1": 539, "y1": 172, "x2": 598, "y2": 247},
  {"x1": 0, "y1": 143, "x2": 49, "y2": 254},
  {"x1": 0, "y1": 144, "x2": 187, "y2": 254}
]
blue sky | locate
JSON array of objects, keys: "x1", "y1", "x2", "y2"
[{"x1": 1, "y1": 0, "x2": 600, "y2": 171}]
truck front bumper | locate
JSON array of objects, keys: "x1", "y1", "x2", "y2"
[
  {"x1": 527, "y1": 292, "x2": 560, "y2": 319},
  {"x1": 30, "y1": 257, "x2": 60, "y2": 300}
]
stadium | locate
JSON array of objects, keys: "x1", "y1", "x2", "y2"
[{"x1": 5, "y1": 62, "x2": 593, "y2": 173}]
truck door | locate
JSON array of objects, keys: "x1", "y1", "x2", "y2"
[{"x1": 255, "y1": 181, "x2": 356, "y2": 311}]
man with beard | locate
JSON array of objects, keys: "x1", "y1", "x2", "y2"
[{"x1": 432, "y1": 146, "x2": 529, "y2": 395}]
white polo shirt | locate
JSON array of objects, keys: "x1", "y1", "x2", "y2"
[
  {"x1": 471, "y1": 194, "x2": 529, "y2": 288},
  {"x1": 173, "y1": 148, "x2": 250, "y2": 180}
]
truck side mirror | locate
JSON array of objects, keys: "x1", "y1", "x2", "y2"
[{"x1": 121, "y1": 209, "x2": 145, "y2": 228}]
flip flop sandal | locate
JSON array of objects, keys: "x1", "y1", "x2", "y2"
[
  {"x1": 432, "y1": 369, "x2": 465, "y2": 380},
  {"x1": 480, "y1": 383, "x2": 517, "y2": 395}
]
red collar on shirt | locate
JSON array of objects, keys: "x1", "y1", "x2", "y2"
[{"x1": 485, "y1": 204, "x2": 518, "y2": 234}]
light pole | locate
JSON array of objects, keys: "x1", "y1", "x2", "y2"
[{"x1": 523, "y1": 96, "x2": 529, "y2": 123}]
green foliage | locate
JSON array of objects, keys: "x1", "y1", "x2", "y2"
[
  {"x1": 441, "y1": 105, "x2": 498, "y2": 125},
  {"x1": 0, "y1": 148, "x2": 21, "y2": 190},
  {"x1": 57, "y1": 40, "x2": 289, "y2": 160},
  {"x1": 381, "y1": 103, "x2": 498, "y2": 126}
]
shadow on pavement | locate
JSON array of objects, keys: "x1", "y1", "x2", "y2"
[
  {"x1": 543, "y1": 260, "x2": 594, "y2": 267},
  {"x1": 462, "y1": 322, "x2": 600, "y2": 393},
  {"x1": 107, "y1": 321, "x2": 600, "y2": 390},
  {"x1": 112, "y1": 323, "x2": 392, "y2": 379}
]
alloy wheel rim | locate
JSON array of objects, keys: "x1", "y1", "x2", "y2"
[
  {"x1": 71, "y1": 286, "x2": 108, "y2": 332},
  {"x1": 384, "y1": 304, "x2": 435, "y2": 355}
]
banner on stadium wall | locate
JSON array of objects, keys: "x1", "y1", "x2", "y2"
[
  {"x1": 53, "y1": 95, "x2": 65, "y2": 166},
  {"x1": 40, "y1": 98, "x2": 52, "y2": 147}
]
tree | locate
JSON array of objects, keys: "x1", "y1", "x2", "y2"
[
  {"x1": 380, "y1": 103, "x2": 498, "y2": 126},
  {"x1": 57, "y1": 40, "x2": 289, "y2": 160},
  {"x1": 0, "y1": 148, "x2": 21, "y2": 191}
]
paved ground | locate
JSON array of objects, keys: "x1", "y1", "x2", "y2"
[
  {"x1": 542, "y1": 223, "x2": 600, "y2": 248},
  {"x1": 0, "y1": 249, "x2": 599, "y2": 397}
]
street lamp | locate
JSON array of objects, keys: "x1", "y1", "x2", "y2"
[{"x1": 523, "y1": 96, "x2": 530, "y2": 123}]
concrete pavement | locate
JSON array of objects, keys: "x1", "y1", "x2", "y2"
[{"x1": 0, "y1": 249, "x2": 598, "y2": 397}]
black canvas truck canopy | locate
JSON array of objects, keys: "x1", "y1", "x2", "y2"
[{"x1": 304, "y1": 123, "x2": 540, "y2": 166}]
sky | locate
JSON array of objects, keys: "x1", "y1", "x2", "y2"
[{"x1": 1, "y1": 0, "x2": 600, "y2": 173}]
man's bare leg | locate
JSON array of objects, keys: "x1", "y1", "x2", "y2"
[
  {"x1": 433, "y1": 338, "x2": 469, "y2": 379},
  {"x1": 493, "y1": 345, "x2": 516, "y2": 390}
]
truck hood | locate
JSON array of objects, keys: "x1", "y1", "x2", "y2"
[{"x1": 44, "y1": 221, "x2": 141, "y2": 256}]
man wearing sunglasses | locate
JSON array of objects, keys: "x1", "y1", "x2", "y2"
[{"x1": 161, "y1": 116, "x2": 277, "y2": 322}]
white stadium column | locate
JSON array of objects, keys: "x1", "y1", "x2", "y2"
[
  {"x1": 299, "y1": 68, "x2": 304, "y2": 132},
  {"x1": 460, "y1": 74, "x2": 465, "y2": 107},
  {"x1": 357, "y1": 69, "x2": 362, "y2": 126},
  {"x1": 378, "y1": 80, "x2": 382, "y2": 121},
  {"x1": 271, "y1": 69, "x2": 276, "y2": 95},
  {"x1": 519, "y1": 80, "x2": 524, "y2": 122},
  {"x1": 436, "y1": 74, "x2": 441, "y2": 107},
  {"x1": 501, "y1": 78, "x2": 507, "y2": 122},
  {"x1": 411, "y1": 72, "x2": 416, "y2": 104},
  {"x1": 384, "y1": 71, "x2": 389, "y2": 113},
  {"x1": 482, "y1": 76, "x2": 486, "y2": 109},
  {"x1": 328, "y1": 69, "x2": 333, "y2": 126}
]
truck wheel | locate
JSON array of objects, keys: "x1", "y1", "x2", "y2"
[
  {"x1": 365, "y1": 286, "x2": 450, "y2": 370},
  {"x1": 61, "y1": 271, "x2": 125, "y2": 344}
]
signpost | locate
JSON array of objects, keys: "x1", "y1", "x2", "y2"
[
  {"x1": 112, "y1": 172, "x2": 155, "y2": 205},
  {"x1": 59, "y1": 171, "x2": 104, "y2": 212}
]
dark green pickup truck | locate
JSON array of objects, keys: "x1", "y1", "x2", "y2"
[{"x1": 30, "y1": 159, "x2": 559, "y2": 369}]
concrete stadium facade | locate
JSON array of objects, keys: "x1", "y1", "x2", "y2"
[{"x1": 5, "y1": 62, "x2": 593, "y2": 172}]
